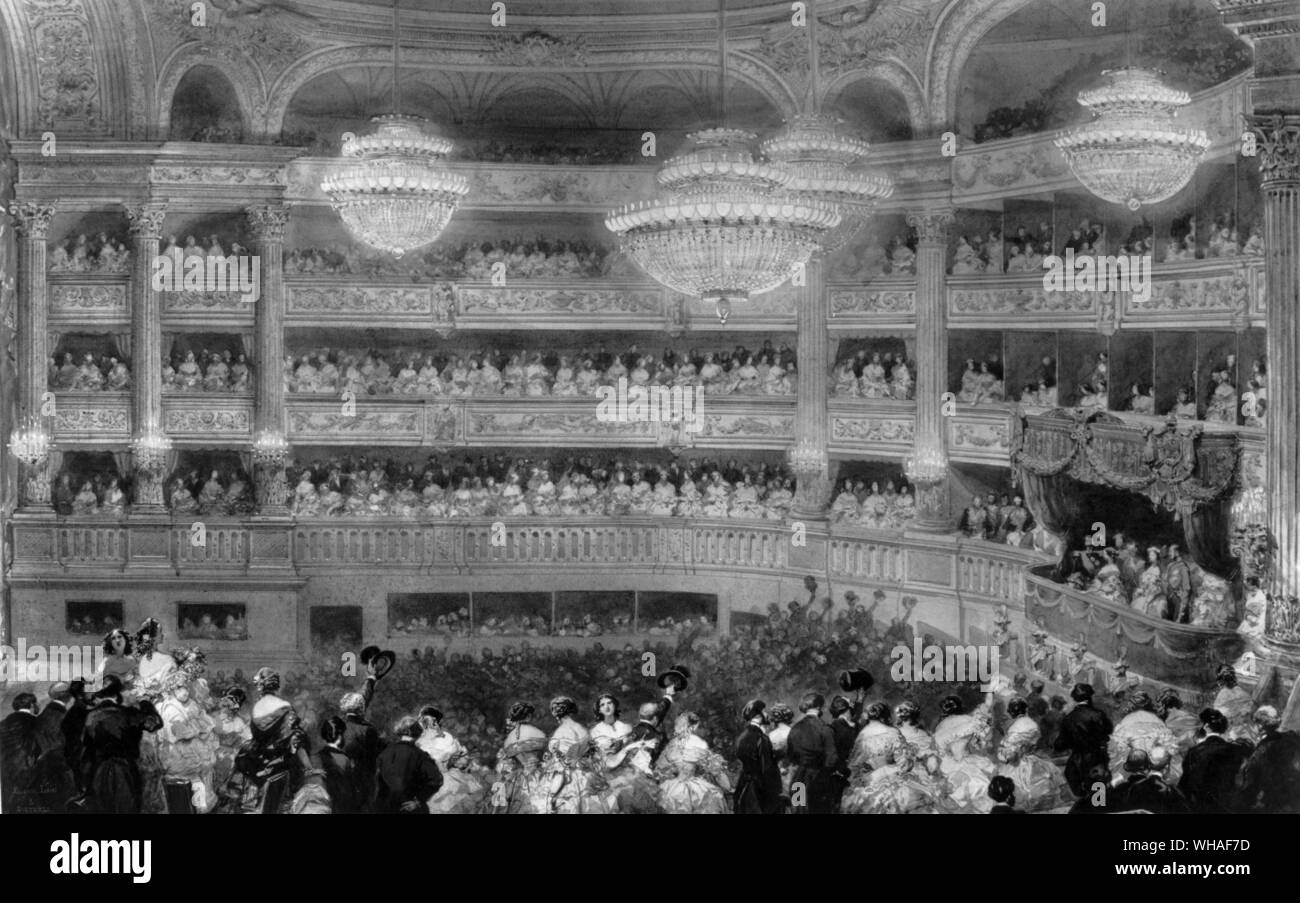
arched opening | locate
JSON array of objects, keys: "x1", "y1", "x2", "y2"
[
  {"x1": 169, "y1": 65, "x2": 246, "y2": 143},
  {"x1": 825, "y1": 77, "x2": 915, "y2": 143}
]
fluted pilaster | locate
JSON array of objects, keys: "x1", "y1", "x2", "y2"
[
  {"x1": 906, "y1": 208, "x2": 955, "y2": 532},
  {"x1": 247, "y1": 204, "x2": 291, "y2": 512},
  {"x1": 125, "y1": 201, "x2": 169, "y2": 510},
  {"x1": 11, "y1": 201, "x2": 56, "y2": 509},
  {"x1": 790, "y1": 255, "x2": 834, "y2": 519}
]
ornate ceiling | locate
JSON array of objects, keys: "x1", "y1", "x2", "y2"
[{"x1": 0, "y1": 0, "x2": 1247, "y2": 146}]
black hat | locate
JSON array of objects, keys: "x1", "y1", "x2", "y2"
[
  {"x1": 838, "y1": 668, "x2": 874, "y2": 693},
  {"x1": 657, "y1": 664, "x2": 691, "y2": 691},
  {"x1": 360, "y1": 645, "x2": 397, "y2": 680},
  {"x1": 94, "y1": 674, "x2": 125, "y2": 700},
  {"x1": 740, "y1": 699, "x2": 766, "y2": 722}
]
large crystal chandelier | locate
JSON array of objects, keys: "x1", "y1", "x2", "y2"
[
  {"x1": 605, "y1": 128, "x2": 840, "y2": 307},
  {"x1": 904, "y1": 446, "x2": 948, "y2": 484},
  {"x1": 762, "y1": 114, "x2": 893, "y2": 253},
  {"x1": 130, "y1": 423, "x2": 173, "y2": 472},
  {"x1": 1054, "y1": 68, "x2": 1208, "y2": 211},
  {"x1": 320, "y1": 0, "x2": 468, "y2": 257},
  {"x1": 9, "y1": 415, "x2": 52, "y2": 466}
]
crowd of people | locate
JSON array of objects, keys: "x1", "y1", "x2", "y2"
[
  {"x1": 831, "y1": 351, "x2": 913, "y2": 400},
  {"x1": 387, "y1": 607, "x2": 710, "y2": 640},
  {"x1": 166, "y1": 468, "x2": 255, "y2": 517},
  {"x1": 286, "y1": 454, "x2": 797, "y2": 520},
  {"x1": 49, "y1": 233, "x2": 131, "y2": 274},
  {"x1": 284, "y1": 237, "x2": 615, "y2": 280},
  {"x1": 830, "y1": 478, "x2": 919, "y2": 530},
  {"x1": 958, "y1": 492, "x2": 1035, "y2": 546},
  {"x1": 286, "y1": 341, "x2": 797, "y2": 398},
  {"x1": 49, "y1": 352, "x2": 132, "y2": 391},
  {"x1": 51, "y1": 472, "x2": 129, "y2": 517},
  {"x1": 163, "y1": 350, "x2": 253, "y2": 393},
  {"x1": 5, "y1": 595, "x2": 1296, "y2": 815},
  {"x1": 1060, "y1": 530, "x2": 1236, "y2": 629}
]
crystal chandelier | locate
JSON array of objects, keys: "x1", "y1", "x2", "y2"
[
  {"x1": 130, "y1": 425, "x2": 173, "y2": 472},
  {"x1": 1054, "y1": 68, "x2": 1208, "y2": 211},
  {"x1": 9, "y1": 416, "x2": 52, "y2": 466},
  {"x1": 903, "y1": 446, "x2": 948, "y2": 483},
  {"x1": 320, "y1": 1, "x2": 469, "y2": 258},
  {"x1": 606, "y1": 129, "x2": 839, "y2": 318},
  {"x1": 252, "y1": 430, "x2": 291, "y2": 466}
]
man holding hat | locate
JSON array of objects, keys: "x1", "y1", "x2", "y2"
[
  {"x1": 733, "y1": 700, "x2": 782, "y2": 814},
  {"x1": 785, "y1": 692, "x2": 839, "y2": 814},
  {"x1": 629, "y1": 671, "x2": 680, "y2": 770},
  {"x1": 79, "y1": 675, "x2": 163, "y2": 814},
  {"x1": 1055, "y1": 683, "x2": 1113, "y2": 797}
]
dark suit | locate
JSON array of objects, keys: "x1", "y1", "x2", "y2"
[
  {"x1": 733, "y1": 723, "x2": 782, "y2": 814},
  {"x1": 80, "y1": 701, "x2": 161, "y2": 814},
  {"x1": 373, "y1": 740, "x2": 443, "y2": 814},
  {"x1": 1235, "y1": 730, "x2": 1300, "y2": 813},
  {"x1": 786, "y1": 713, "x2": 839, "y2": 814},
  {"x1": 1112, "y1": 773, "x2": 1192, "y2": 814},
  {"x1": 315, "y1": 746, "x2": 360, "y2": 814},
  {"x1": 33, "y1": 701, "x2": 76, "y2": 811},
  {"x1": 341, "y1": 677, "x2": 382, "y2": 810},
  {"x1": 829, "y1": 715, "x2": 859, "y2": 810},
  {"x1": 61, "y1": 699, "x2": 90, "y2": 793},
  {"x1": 0, "y1": 709, "x2": 42, "y2": 813},
  {"x1": 1179, "y1": 735, "x2": 1251, "y2": 813},
  {"x1": 1055, "y1": 701, "x2": 1113, "y2": 797},
  {"x1": 990, "y1": 803, "x2": 1022, "y2": 814}
]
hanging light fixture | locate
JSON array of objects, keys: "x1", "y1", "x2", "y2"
[
  {"x1": 760, "y1": 0, "x2": 892, "y2": 251},
  {"x1": 605, "y1": 0, "x2": 840, "y2": 322},
  {"x1": 1054, "y1": 8, "x2": 1206, "y2": 211},
  {"x1": 130, "y1": 419, "x2": 173, "y2": 472},
  {"x1": 9, "y1": 415, "x2": 52, "y2": 467},
  {"x1": 321, "y1": 0, "x2": 469, "y2": 257}
]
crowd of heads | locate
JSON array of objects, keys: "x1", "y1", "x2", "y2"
[
  {"x1": 163, "y1": 349, "x2": 252, "y2": 393},
  {"x1": 49, "y1": 233, "x2": 131, "y2": 274},
  {"x1": 831, "y1": 350, "x2": 913, "y2": 400},
  {"x1": 285, "y1": 237, "x2": 613, "y2": 280},
  {"x1": 50, "y1": 352, "x2": 131, "y2": 391},
  {"x1": 830, "y1": 476, "x2": 919, "y2": 530},
  {"x1": 286, "y1": 341, "x2": 797, "y2": 398}
]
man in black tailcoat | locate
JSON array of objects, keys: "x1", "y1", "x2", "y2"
[
  {"x1": 79, "y1": 677, "x2": 163, "y2": 814},
  {"x1": 629, "y1": 680, "x2": 677, "y2": 768},
  {"x1": 786, "y1": 692, "x2": 839, "y2": 814},
  {"x1": 1179, "y1": 708, "x2": 1251, "y2": 813},
  {"x1": 33, "y1": 682, "x2": 77, "y2": 811},
  {"x1": 0, "y1": 693, "x2": 42, "y2": 813},
  {"x1": 733, "y1": 700, "x2": 783, "y2": 814},
  {"x1": 1055, "y1": 683, "x2": 1113, "y2": 797},
  {"x1": 341, "y1": 663, "x2": 384, "y2": 810},
  {"x1": 828, "y1": 695, "x2": 859, "y2": 811},
  {"x1": 1234, "y1": 705, "x2": 1300, "y2": 813},
  {"x1": 373, "y1": 716, "x2": 442, "y2": 814},
  {"x1": 1112, "y1": 748, "x2": 1191, "y2": 814}
]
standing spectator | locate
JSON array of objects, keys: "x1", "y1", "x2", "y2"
[
  {"x1": 987, "y1": 775, "x2": 1021, "y2": 813},
  {"x1": 733, "y1": 700, "x2": 783, "y2": 814},
  {"x1": 340, "y1": 667, "x2": 383, "y2": 811},
  {"x1": 1055, "y1": 683, "x2": 1113, "y2": 797},
  {"x1": 373, "y1": 716, "x2": 443, "y2": 814},
  {"x1": 828, "y1": 694, "x2": 859, "y2": 810},
  {"x1": 1111, "y1": 748, "x2": 1190, "y2": 814},
  {"x1": 0, "y1": 693, "x2": 42, "y2": 813},
  {"x1": 34, "y1": 682, "x2": 76, "y2": 811},
  {"x1": 316, "y1": 716, "x2": 360, "y2": 814},
  {"x1": 786, "y1": 692, "x2": 839, "y2": 814},
  {"x1": 79, "y1": 677, "x2": 163, "y2": 814},
  {"x1": 1235, "y1": 706, "x2": 1300, "y2": 813},
  {"x1": 1179, "y1": 709, "x2": 1251, "y2": 813}
]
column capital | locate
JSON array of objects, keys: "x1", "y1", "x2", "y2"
[
  {"x1": 246, "y1": 204, "x2": 290, "y2": 242},
  {"x1": 8, "y1": 201, "x2": 57, "y2": 239},
  {"x1": 125, "y1": 201, "x2": 168, "y2": 239},
  {"x1": 906, "y1": 208, "x2": 956, "y2": 246},
  {"x1": 1248, "y1": 113, "x2": 1300, "y2": 184}
]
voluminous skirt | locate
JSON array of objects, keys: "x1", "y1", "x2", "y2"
[
  {"x1": 602, "y1": 765, "x2": 662, "y2": 814},
  {"x1": 659, "y1": 775, "x2": 729, "y2": 814},
  {"x1": 998, "y1": 755, "x2": 1072, "y2": 812},
  {"x1": 841, "y1": 767, "x2": 948, "y2": 814},
  {"x1": 939, "y1": 756, "x2": 997, "y2": 814},
  {"x1": 138, "y1": 733, "x2": 168, "y2": 814},
  {"x1": 428, "y1": 767, "x2": 491, "y2": 815},
  {"x1": 547, "y1": 760, "x2": 613, "y2": 814},
  {"x1": 492, "y1": 768, "x2": 550, "y2": 814}
]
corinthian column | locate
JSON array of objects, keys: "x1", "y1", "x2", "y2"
[
  {"x1": 125, "y1": 201, "x2": 169, "y2": 510},
  {"x1": 10, "y1": 201, "x2": 56, "y2": 509},
  {"x1": 246, "y1": 204, "x2": 291, "y2": 512},
  {"x1": 790, "y1": 255, "x2": 835, "y2": 520},
  {"x1": 905, "y1": 208, "x2": 955, "y2": 532}
]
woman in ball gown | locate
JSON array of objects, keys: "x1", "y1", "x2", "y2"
[
  {"x1": 958, "y1": 360, "x2": 982, "y2": 404},
  {"x1": 212, "y1": 687, "x2": 251, "y2": 792},
  {"x1": 833, "y1": 360, "x2": 860, "y2": 397},
  {"x1": 221, "y1": 667, "x2": 310, "y2": 814},
  {"x1": 197, "y1": 470, "x2": 225, "y2": 513},
  {"x1": 1108, "y1": 691, "x2": 1183, "y2": 785},
  {"x1": 766, "y1": 702, "x2": 795, "y2": 803},
  {"x1": 841, "y1": 703, "x2": 948, "y2": 814},
  {"x1": 170, "y1": 478, "x2": 199, "y2": 514},
  {"x1": 831, "y1": 483, "x2": 861, "y2": 523},
  {"x1": 131, "y1": 618, "x2": 176, "y2": 813},
  {"x1": 859, "y1": 353, "x2": 890, "y2": 399},
  {"x1": 156, "y1": 671, "x2": 220, "y2": 812},
  {"x1": 730, "y1": 474, "x2": 765, "y2": 519},
  {"x1": 72, "y1": 481, "x2": 99, "y2": 515},
  {"x1": 703, "y1": 472, "x2": 732, "y2": 518},
  {"x1": 1205, "y1": 370, "x2": 1238, "y2": 424},
  {"x1": 676, "y1": 478, "x2": 704, "y2": 517},
  {"x1": 96, "y1": 628, "x2": 137, "y2": 692},
  {"x1": 543, "y1": 696, "x2": 612, "y2": 813},
  {"x1": 891, "y1": 358, "x2": 914, "y2": 400},
  {"x1": 1130, "y1": 547, "x2": 1169, "y2": 618},
  {"x1": 996, "y1": 697, "x2": 1071, "y2": 811},
  {"x1": 1213, "y1": 665, "x2": 1256, "y2": 743},
  {"x1": 894, "y1": 700, "x2": 953, "y2": 804},
  {"x1": 590, "y1": 693, "x2": 661, "y2": 814},
  {"x1": 656, "y1": 712, "x2": 732, "y2": 814},
  {"x1": 932, "y1": 695, "x2": 998, "y2": 813},
  {"x1": 416, "y1": 705, "x2": 490, "y2": 814},
  {"x1": 492, "y1": 702, "x2": 550, "y2": 814}
]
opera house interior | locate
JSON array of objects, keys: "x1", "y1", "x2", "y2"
[{"x1": 1, "y1": 0, "x2": 1299, "y2": 815}]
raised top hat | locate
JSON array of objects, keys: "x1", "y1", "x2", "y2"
[
  {"x1": 657, "y1": 664, "x2": 691, "y2": 691},
  {"x1": 838, "y1": 668, "x2": 874, "y2": 693},
  {"x1": 360, "y1": 645, "x2": 397, "y2": 680}
]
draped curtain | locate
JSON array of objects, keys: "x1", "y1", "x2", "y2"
[
  {"x1": 1182, "y1": 498, "x2": 1242, "y2": 609},
  {"x1": 1018, "y1": 468, "x2": 1082, "y2": 577}
]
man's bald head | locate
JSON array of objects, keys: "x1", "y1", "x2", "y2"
[{"x1": 638, "y1": 701, "x2": 660, "y2": 723}]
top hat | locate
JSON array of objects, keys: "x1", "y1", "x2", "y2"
[
  {"x1": 838, "y1": 668, "x2": 874, "y2": 693},
  {"x1": 360, "y1": 645, "x2": 397, "y2": 680},
  {"x1": 657, "y1": 664, "x2": 691, "y2": 691}
]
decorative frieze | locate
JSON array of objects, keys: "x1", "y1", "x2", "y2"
[
  {"x1": 830, "y1": 417, "x2": 916, "y2": 444},
  {"x1": 53, "y1": 407, "x2": 130, "y2": 434},
  {"x1": 164, "y1": 408, "x2": 251, "y2": 435},
  {"x1": 288, "y1": 285, "x2": 440, "y2": 316},
  {"x1": 50, "y1": 283, "x2": 128, "y2": 314},
  {"x1": 288, "y1": 409, "x2": 423, "y2": 439},
  {"x1": 456, "y1": 284, "x2": 662, "y2": 316}
]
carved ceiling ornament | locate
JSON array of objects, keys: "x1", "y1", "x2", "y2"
[
  {"x1": 24, "y1": 0, "x2": 102, "y2": 130},
  {"x1": 486, "y1": 30, "x2": 588, "y2": 67}
]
